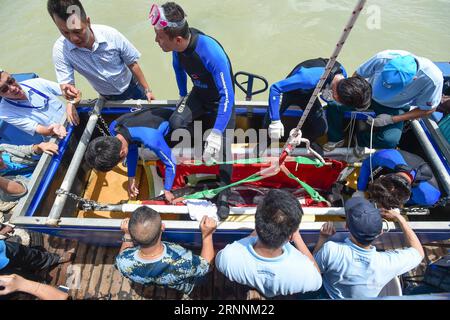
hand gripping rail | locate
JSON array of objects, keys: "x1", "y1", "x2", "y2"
[{"x1": 46, "y1": 97, "x2": 106, "y2": 226}]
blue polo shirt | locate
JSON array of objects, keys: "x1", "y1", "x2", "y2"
[
  {"x1": 314, "y1": 238, "x2": 423, "y2": 299},
  {"x1": 357, "y1": 50, "x2": 443, "y2": 110},
  {"x1": 0, "y1": 78, "x2": 65, "y2": 136}
]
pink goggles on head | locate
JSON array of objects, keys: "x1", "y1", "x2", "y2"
[{"x1": 149, "y1": 4, "x2": 186, "y2": 30}]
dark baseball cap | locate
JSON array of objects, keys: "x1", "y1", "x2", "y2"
[{"x1": 345, "y1": 197, "x2": 382, "y2": 245}]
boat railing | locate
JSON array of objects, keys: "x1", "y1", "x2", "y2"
[{"x1": 45, "y1": 97, "x2": 106, "y2": 226}]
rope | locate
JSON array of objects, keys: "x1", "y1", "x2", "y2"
[
  {"x1": 345, "y1": 112, "x2": 358, "y2": 163},
  {"x1": 369, "y1": 120, "x2": 375, "y2": 183},
  {"x1": 280, "y1": 0, "x2": 368, "y2": 164}
]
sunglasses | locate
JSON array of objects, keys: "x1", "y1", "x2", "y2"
[{"x1": 0, "y1": 77, "x2": 16, "y2": 94}]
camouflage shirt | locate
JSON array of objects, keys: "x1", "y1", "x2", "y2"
[{"x1": 115, "y1": 242, "x2": 210, "y2": 294}]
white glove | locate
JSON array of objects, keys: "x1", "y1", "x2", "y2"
[
  {"x1": 352, "y1": 190, "x2": 366, "y2": 198},
  {"x1": 366, "y1": 114, "x2": 394, "y2": 127},
  {"x1": 203, "y1": 130, "x2": 222, "y2": 164},
  {"x1": 269, "y1": 120, "x2": 285, "y2": 140}
]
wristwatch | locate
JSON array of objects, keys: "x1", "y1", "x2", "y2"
[
  {"x1": 144, "y1": 88, "x2": 152, "y2": 94},
  {"x1": 122, "y1": 235, "x2": 133, "y2": 243}
]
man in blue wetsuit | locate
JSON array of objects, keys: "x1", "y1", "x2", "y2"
[
  {"x1": 150, "y1": 2, "x2": 235, "y2": 219},
  {"x1": 266, "y1": 58, "x2": 372, "y2": 144},
  {"x1": 85, "y1": 108, "x2": 177, "y2": 203},
  {"x1": 354, "y1": 149, "x2": 441, "y2": 208}
]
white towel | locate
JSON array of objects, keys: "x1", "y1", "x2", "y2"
[{"x1": 185, "y1": 199, "x2": 219, "y2": 222}]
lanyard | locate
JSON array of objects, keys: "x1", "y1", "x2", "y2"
[{"x1": 4, "y1": 84, "x2": 50, "y2": 109}]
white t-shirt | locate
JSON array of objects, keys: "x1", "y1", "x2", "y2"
[{"x1": 216, "y1": 236, "x2": 322, "y2": 298}]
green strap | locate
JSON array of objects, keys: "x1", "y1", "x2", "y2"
[
  {"x1": 184, "y1": 164, "x2": 327, "y2": 203},
  {"x1": 184, "y1": 171, "x2": 266, "y2": 200},
  {"x1": 189, "y1": 156, "x2": 324, "y2": 167},
  {"x1": 294, "y1": 156, "x2": 325, "y2": 167},
  {"x1": 285, "y1": 173, "x2": 328, "y2": 203}
]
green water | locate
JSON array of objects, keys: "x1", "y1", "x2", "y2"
[{"x1": 1, "y1": 0, "x2": 449, "y2": 100}]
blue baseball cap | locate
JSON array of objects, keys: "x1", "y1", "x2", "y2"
[
  {"x1": 0, "y1": 241, "x2": 10, "y2": 270},
  {"x1": 372, "y1": 55, "x2": 417, "y2": 101},
  {"x1": 345, "y1": 197, "x2": 382, "y2": 245}
]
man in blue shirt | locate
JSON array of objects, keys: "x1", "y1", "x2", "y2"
[
  {"x1": 326, "y1": 50, "x2": 444, "y2": 150},
  {"x1": 355, "y1": 149, "x2": 441, "y2": 207},
  {"x1": 216, "y1": 189, "x2": 322, "y2": 298},
  {"x1": 313, "y1": 197, "x2": 424, "y2": 299},
  {"x1": 116, "y1": 206, "x2": 216, "y2": 295},
  {"x1": 47, "y1": 0, "x2": 155, "y2": 126},
  {"x1": 266, "y1": 58, "x2": 372, "y2": 143},
  {"x1": 0, "y1": 71, "x2": 67, "y2": 139},
  {"x1": 85, "y1": 108, "x2": 177, "y2": 203},
  {"x1": 151, "y1": 2, "x2": 235, "y2": 219}
]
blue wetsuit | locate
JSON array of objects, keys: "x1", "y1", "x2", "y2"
[
  {"x1": 357, "y1": 149, "x2": 441, "y2": 206},
  {"x1": 109, "y1": 108, "x2": 176, "y2": 191},
  {"x1": 169, "y1": 28, "x2": 235, "y2": 185},
  {"x1": 267, "y1": 58, "x2": 347, "y2": 141}
]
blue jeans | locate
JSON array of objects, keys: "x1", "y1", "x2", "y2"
[{"x1": 102, "y1": 76, "x2": 146, "y2": 101}]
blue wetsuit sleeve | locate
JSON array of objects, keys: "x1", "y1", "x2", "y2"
[
  {"x1": 409, "y1": 182, "x2": 441, "y2": 206},
  {"x1": 141, "y1": 130, "x2": 176, "y2": 191},
  {"x1": 172, "y1": 52, "x2": 188, "y2": 97},
  {"x1": 357, "y1": 150, "x2": 407, "y2": 191},
  {"x1": 126, "y1": 144, "x2": 139, "y2": 178},
  {"x1": 341, "y1": 66, "x2": 348, "y2": 78},
  {"x1": 199, "y1": 38, "x2": 234, "y2": 133},
  {"x1": 154, "y1": 139, "x2": 177, "y2": 191},
  {"x1": 268, "y1": 73, "x2": 315, "y2": 121}
]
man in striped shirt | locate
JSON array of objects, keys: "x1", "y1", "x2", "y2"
[{"x1": 47, "y1": 0, "x2": 155, "y2": 126}]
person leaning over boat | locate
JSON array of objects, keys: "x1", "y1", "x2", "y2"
[
  {"x1": 151, "y1": 2, "x2": 235, "y2": 219},
  {"x1": 326, "y1": 50, "x2": 443, "y2": 150},
  {"x1": 215, "y1": 189, "x2": 322, "y2": 298},
  {"x1": 266, "y1": 58, "x2": 372, "y2": 145},
  {"x1": 116, "y1": 206, "x2": 217, "y2": 295},
  {"x1": 0, "y1": 142, "x2": 59, "y2": 212},
  {"x1": 85, "y1": 108, "x2": 177, "y2": 203},
  {"x1": 354, "y1": 149, "x2": 441, "y2": 207},
  {"x1": 313, "y1": 197, "x2": 424, "y2": 299},
  {"x1": 0, "y1": 70, "x2": 67, "y2": 139},
  {"x1": 47, "y1": 0, "x2": 155, "y2": 126}
]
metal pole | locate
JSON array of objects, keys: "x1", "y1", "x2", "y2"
[
  {"x1": 46, "y1": 97, "x2": 106, "y2": 226},
  {"x1": 411, "y1": 120, "x2": 450, "y2": 195},
  {"x1": 280, "y1": 0, "x2": 367, "y2": 164}
]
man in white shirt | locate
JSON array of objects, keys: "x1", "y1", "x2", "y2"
[
  {"x1": 47, "y1": 0, "x2": 155, "y2": 126},
  {"x1": 216, "y1": 189, "x2": 322, "y2": 298},
  {"x1": 326, "y1": 50, "x2": 443, "y2": 150},
  {"x1": 0, "y1": 70, "x2": 66, "y2": 139}
]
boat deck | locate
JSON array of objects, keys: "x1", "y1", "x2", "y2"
[{"x1": 31, "y1": 234, "x2": 448, "y2": 300}]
